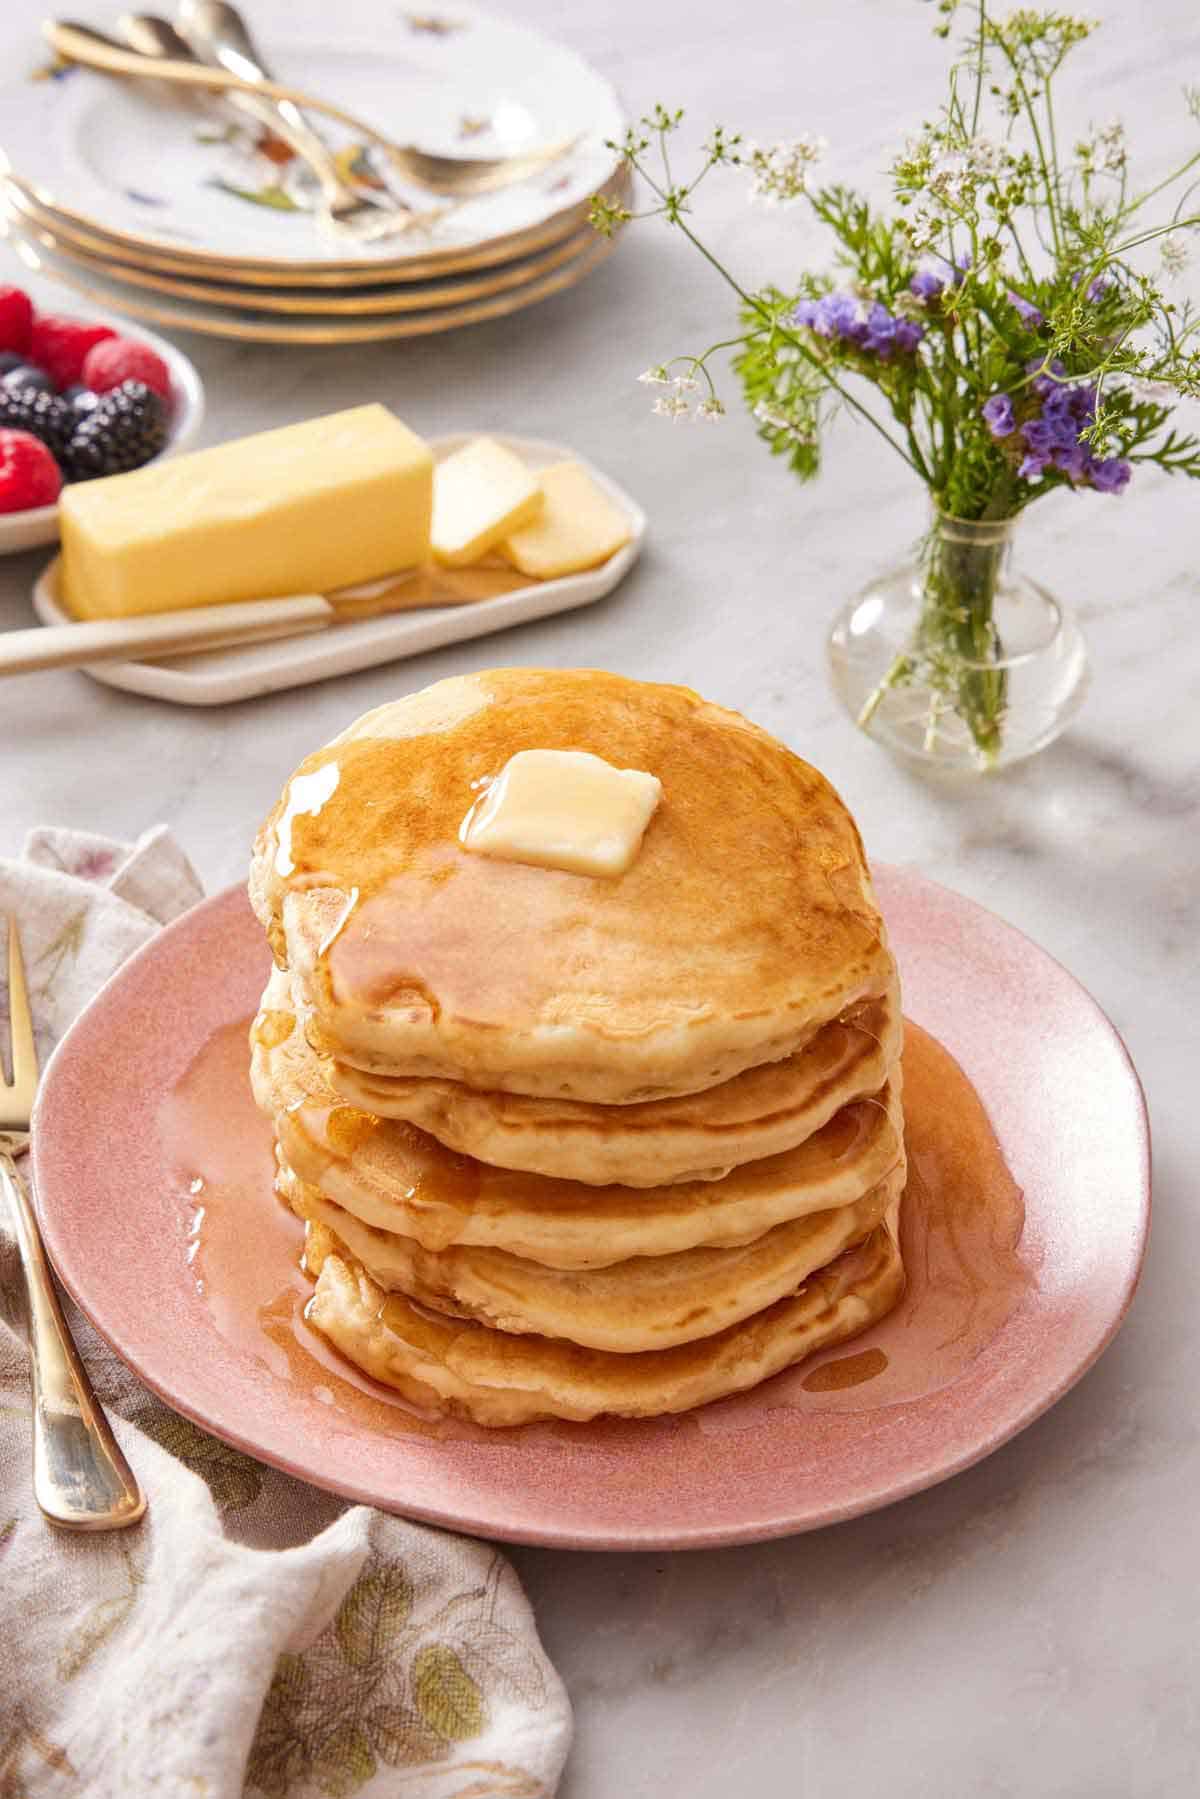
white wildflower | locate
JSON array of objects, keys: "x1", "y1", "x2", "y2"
[
  {"x1": 652, "y1": 393, "x2": 690, "y2": 421},
  {"x1": 753, "y1": 399, "x2": 793, "y2": 429},
  {"x1": 695, "y1": 396, "x2": 726, "y2": 422},
  {"x1": 637, "y1": 365, "x2": 671, "y2": 386},
  {"x1": 1077, "y1": 121, "x2": 1127, "y2": 176},
  {"x1": 898, "y1": 203, "x2": 941, "y2": 252},
  {"x1": 1161, "y1": 231, "x2": 1190, "y2": 277},
  {"x1": 1096, "y1": 122, "x2": 1127, "y2": 172},
  {"x1": 672, "y1": 373, "x2": 700, "y2": 393},
  {"x1": 963, "y1": 136, "x2": 1003, "y2": 176},
  {"x1": 746, "y1": 134, "x2": 827, "y2": 207}
]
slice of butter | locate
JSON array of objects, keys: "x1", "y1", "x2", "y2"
[
  {"x1": 500, "y1": 461, "x2": 632, "y2": 579},
  {"x1": 459, "y1": 749, "x2": 663, "y2": 878},
  {"x1": 431, "y1": 437, "x2": 542, "y2": 568},
  {"x1": 59, "y1": 404, "x2": 433, "y2": 621}
]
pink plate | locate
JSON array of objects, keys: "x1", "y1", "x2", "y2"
[{"x1": 31, "y1": 866, "x2": 1150, "y2": 1550}]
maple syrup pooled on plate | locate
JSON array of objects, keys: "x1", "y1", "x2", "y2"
[
  {"x1": 801, "y1": 1346, "x2": 890, "y2": 1393},
  {"x1": 159, "y1": 1016, "x2": 480, "y2": 1443},
  {"x1": 697, "y1": 1018, "x2": 1034, "y2": 1432}
]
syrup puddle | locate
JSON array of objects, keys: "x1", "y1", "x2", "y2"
[
  {"x1": 161, "y1": 1015, "x2": 1034, "y2": 1448},
  {"x1": 802, "y1": 1347, "x2": 889, "y2": 1393},
  {"x1": 159, "y1": 1018, "x2": 478, "y2": 1443},
  {"x1": 696, "y1": 1019, "x2": 1035, "y2": 1434}
]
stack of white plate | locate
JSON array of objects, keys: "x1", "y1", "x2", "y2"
[{"x1": 0, "y1": 2, "x2": 627, "y2": 344}]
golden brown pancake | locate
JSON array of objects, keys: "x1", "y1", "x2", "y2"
[
  {"x1": 303, "y1": 1208, "x2": 905, "y2": 1427},
  {"x1": 257, "y1": 963, "x2": 901, "y2": 1186},
  {"x1": 249, "y1": 670, "x2": 893, "y2": 1102},
  {"x1": 325, "y1": 979, "x2": 902, "y2": 1186},
  {"x1": 280, "y1": 1155, "x2": 902, "y2": 1353},
  {"x1": 251, "y1": 1007, "x2": 905, "y2": 1268}
]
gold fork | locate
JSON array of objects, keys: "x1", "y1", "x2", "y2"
[{"x1": 0, "y1": 917, "x2": 145, "y2": 1530}]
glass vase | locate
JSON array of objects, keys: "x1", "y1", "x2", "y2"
[{"x1": 827, "y1": 511, "x2": 1089, "y2": 772}]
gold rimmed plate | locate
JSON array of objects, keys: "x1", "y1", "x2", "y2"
[
  {"x1": 0, "y1": 4, "x2": 626, "y2": 280},
  {"x1": 2, "y1": 166, "x2": 629, "y2": 290},
  {"x1": 3, "y1": 214, "x2": 618, "y2": 344},
  {"x1": 2, "y1": 180, "x2": 622, "y2": 316}
]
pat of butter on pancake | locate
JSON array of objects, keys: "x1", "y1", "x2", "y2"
[
  {"x1": 59, "y1": 404, "x2": 432, "y2": 620},
  {"x1": 460, "y1": 748, "x2": 662, "y2": 878},
  {"x1": 431, "y1": 437, "x2": 542, "y2": 567}
]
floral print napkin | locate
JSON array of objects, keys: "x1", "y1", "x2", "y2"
[{"x1": 0, "y1": 827, "x2": 571, "y2": 1799}]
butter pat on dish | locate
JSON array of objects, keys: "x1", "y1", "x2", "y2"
[
  {"x1": 431, "y1": 437, "x2": 542, "y2": 567},
  {"x1": 59, "y1": 404, "x2": 433, "y2": 621},
  {"x1": 501, "y1": 461, "x2": 632, "y2": 579}
]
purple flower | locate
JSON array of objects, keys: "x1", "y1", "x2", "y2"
[
  {"x1": 1090, "y1": 456, "x2": 1132, "y2": 493},
  {"x1": 1024, "y1": 409, "x2": 1087, "y2": 482},
  {"x1": 894, "y1": 318, "x2": 926, "y2": 352},
  {"x1": 796, "y1": 291, "x2": 922, "y2": 356},
  {"x1": 1007, "y1": 290, "x2": 1044, "y2": 328},
  {"x1": 862, "y1": 301, "x2": 897, "y2": 357},
  {"x1": 1040, "y1": 383, "x2": 1075, "y2": 421},
  {"x1": 814, "y1": 292, "x2": 865, "y2": 343},
  {"x1": 1053, "y1": 441, "x2": 1091, "y2": 483},
  {"x1": 1009, "y1": 369, "x2": 1120, "y2": 488},
  {"x1": 910, "y1": 268, "x2": 944, "y2": 301},
  {"x1": 982, "y1": 393, "x2": 1015, "y2": 438},
  {"x1": 1021, "y1": 417, "x2": 1057, "y2": 455}
]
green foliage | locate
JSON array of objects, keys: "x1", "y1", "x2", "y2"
[
  {"x1": 599, "y1": 0, "x2": 1200, "y2": 517},
  {"x1": 735, "y1": 289, "x2": 826, "y2": 479}
]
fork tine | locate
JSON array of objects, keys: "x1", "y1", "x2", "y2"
[{"x1": 6, "y1": 915, "x2": 39, "y2": 1101}]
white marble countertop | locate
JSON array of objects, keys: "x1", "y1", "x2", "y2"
[{"x1": 4, "y1": 1, "x2": 1199, "y2": 1791}]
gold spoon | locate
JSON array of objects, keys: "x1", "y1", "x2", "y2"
[
  {"x1": 45, "y1": 21, "x2": 579, "y2": 199},
  {"x1": 119, "y1": 13, "x2": 419, "y2": 242}
]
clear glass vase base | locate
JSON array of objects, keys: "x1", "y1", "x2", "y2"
[{"x1": 827, "y1": 559, "x2": 1090, "y2": 772}]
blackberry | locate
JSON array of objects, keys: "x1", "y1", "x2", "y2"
[
  {"x1": 0, "y1": 385, "x2": 74, "y2": 464},
  {"x1": 63, "y1": 379, "x2": 168, "y2": 481},
  {"x1": 63, "y1": 383, "x2": 100, "y2": 414},
  {"x1": 2, "y1": 364, "x2": 55, "y2": 395}
]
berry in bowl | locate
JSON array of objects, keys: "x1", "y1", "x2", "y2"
[{"x1": 0, "y1": 287, "x2": 204, "y2": 554}]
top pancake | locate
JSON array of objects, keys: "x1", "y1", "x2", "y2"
[{"x1": 250, "y1": 669, "x2": 893, "y2": 1103}]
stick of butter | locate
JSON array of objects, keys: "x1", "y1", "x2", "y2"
[
  {"x1": 431, "y1": 437, "x2": 542, "y2": 567},
  {"x1": 500, "y1": 461, "x2": 632, "y2": 579},
  {"x1": 59, "y1": 404, "x2": 433, "y2": 621}
]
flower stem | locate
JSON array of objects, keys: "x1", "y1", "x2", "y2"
[{"x1": 667, "y1": 213, "x2": 927, "y2": 477}]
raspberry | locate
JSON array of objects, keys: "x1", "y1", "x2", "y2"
[
  {"x1": 0, "y1": 429, "x2": 62, "y2": 512},
  {"x1": 82, "y1": 336, "x2": 172, "y2": 400},
  {"x1": 0, "y1": 287, "x2": 33, "y2": 356},
  {"x1": 28, "y1": 315, "x2": 117, "y2": 390}
]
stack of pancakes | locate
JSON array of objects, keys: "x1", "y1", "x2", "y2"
[{"x1": 248, "y1": 669, "x2": 906, "y2": 1427}]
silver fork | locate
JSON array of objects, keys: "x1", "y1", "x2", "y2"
[{"x1": 0, "y1": 917, "x2": 145, "y2": 1530}]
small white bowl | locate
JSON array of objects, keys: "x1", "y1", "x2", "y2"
[{"x1": 0, "y1": 309, "x2": 204, "y2": 554}]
